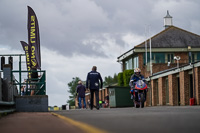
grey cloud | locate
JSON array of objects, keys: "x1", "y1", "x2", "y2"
[{"x1": 0, "y1": 0, "x2": 200, "y2": 58}]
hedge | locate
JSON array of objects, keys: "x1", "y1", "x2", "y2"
[
  {"x1": 123, "y1": 70, "x2": 134, "y2": 87},
  {"x1": 117, "y1": 72, "x2": 124, "y2": 86},
  {"x1": 118, "y1": 70, "x2": 134, "y2": 87}
]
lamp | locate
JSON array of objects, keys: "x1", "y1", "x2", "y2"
[{"x1": 174, "y1": 56, "x2": 180, "y2": 68}]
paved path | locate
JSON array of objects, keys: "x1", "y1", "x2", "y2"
[
  {"x1": 56, "y1": 106, "x2": 200, "y2": 133},
  {"x1": 1, "y1": 106, "x2": 200, "y2": 133},
  {"x1": 0, "y1": 112, "x2": 84, "y2": 133}
]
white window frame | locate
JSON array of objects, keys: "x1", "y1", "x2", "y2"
[{"x1": 133, "y1": 56, "x2": 139, "y2": 69}]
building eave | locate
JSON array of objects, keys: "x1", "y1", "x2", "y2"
[
  {"x1": 134, "y1": 47, "x2": 200, "y2": 53},
  {"x1": 118, "y1": 47, "x2": 200, "y2": 62},
  {"x1": 117, "y1": 48, "x2": 134, "y2": 62}
]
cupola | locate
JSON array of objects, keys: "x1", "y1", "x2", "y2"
[{"x1": 164, "y1": 10, "x2": 173, "y2": 29}]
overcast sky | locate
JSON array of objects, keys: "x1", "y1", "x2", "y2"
[{"x1": 1, "y1": 0, "x2": 200, "y2": 106}]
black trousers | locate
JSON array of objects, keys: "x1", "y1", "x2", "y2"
[{"x1": 90, "y1": 89, "x2": 99, "y2": 108}]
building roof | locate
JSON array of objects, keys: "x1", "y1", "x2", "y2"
[
  {"x1": 118, "y1": 26, "x2": 200, "y2": 60},
  {"x1": 136, "y1": 26, "x2": 200, "y2": 48}
]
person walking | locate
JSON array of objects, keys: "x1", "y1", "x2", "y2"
[
  {"x1": 76, "y1": 80, "x2": 86, "y2": 109},
  {"x1": 86, "y1": 66, "x2": 103, "y2": 110}
]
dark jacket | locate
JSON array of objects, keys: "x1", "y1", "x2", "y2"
[
  {"x1": 86, "y1": 70, "x2": 103, "y2": 90},
  {"x1": 76, "y1": 84, "x2": 86, "y2": 98}
]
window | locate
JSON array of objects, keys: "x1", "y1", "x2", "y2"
[
  {"x1": 124, "y1": 55, "x2": 139, "y2": 70},
  {"x1": 165, "y1": 53, "x2": 174, "y2": 63},
  {"x1": 189, "y1": 52, "x2": 200, "y2": 63},
  {"x1": 133, "y1": 56, "x2": 139, "y2": 69},
  {"x1": 152, "y1": 53, "x2": 165, "y2": 63},
  {"x1": 125, "y1": 58, "x2": 132, "y2": 70},
  {"x1": 143, "y1": 53, "x2": 165, "y2": 65},
  {"x1": 192, "y1": 53, "x2": 195, "y2": 62},
  {"x1": 143, "y1": 53, "x2": 150, "y2": 65}
]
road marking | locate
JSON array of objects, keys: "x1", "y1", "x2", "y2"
[{"x1": 51, "y1": 112, "x2": 108, "y2": 133}]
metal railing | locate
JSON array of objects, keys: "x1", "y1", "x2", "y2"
[
  {"x1": 11, "y1": 70, "x2": 46, "y2": 95},
  {"x1": 0, "y1": 54, "x2": 46, "y2": 115}
]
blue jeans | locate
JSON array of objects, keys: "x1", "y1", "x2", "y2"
[{"x1": 78, "y1": 97, "x2": 86, "y2": 108}]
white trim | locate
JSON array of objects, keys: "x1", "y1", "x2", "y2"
[
  {"x1": 134, "y1": 48, "x2": 200, "y2": 53},
  {"x1": 118, "y1": 50, "x2": 134, "y2": 61}
]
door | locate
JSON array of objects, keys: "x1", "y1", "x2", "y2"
[
  {"x1": 189, "y1": 74, "x2": 193, "y2": 98},
  {"x1": 177, "y1": 77, "x2": 180, "y2": 106}
]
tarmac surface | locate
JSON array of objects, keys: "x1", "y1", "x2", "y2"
[
  {"x1": 56, "y1": 106, "x2": 200, "y2": 133},
  {"x1": 0, "y1": 112, "x2": 84, "y2": 133},
  {"x1": 1, "y1": 106, "x2": 200, "y2": 133}
]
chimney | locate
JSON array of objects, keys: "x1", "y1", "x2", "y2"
[{"x1": 164, "y1": 10, "x2": 173, "y2": 29}]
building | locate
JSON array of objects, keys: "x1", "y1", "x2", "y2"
[
  {"x1": 117, "y1": 11, "x2": 200, "y2": 106},
  {"x1": 146, "y1": 62, "x2": 200, "y2": 106}
]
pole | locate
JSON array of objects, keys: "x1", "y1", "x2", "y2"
[
  {"x1": 150, "y1": 37, "x2": 152, "y2": 76},
  {"x1": 19, "y1": 55, "x2": 22, "y2": 95},
  {"x1": 149, "y1": 26, "x2": 153, "y2": 107},
  {"x1": 148, "y1": 25, "x2": 152, "y2": 76},
  {"x1": 145, "y1": 25, "x2": 147, "y2": 65},
  {"x1": 177, "y1": 60, "x2": 179, "y2": 68}
]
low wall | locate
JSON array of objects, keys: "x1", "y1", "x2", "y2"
[{"x1": 16, "y1": 95, "x2": 48, "y2": 112}]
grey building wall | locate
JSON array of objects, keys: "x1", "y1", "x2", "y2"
[
  {"x1": 0, "y1": 72, "x2": 2, "y2": 101},
  {"x1": 2, "y1": 64, "x2": 18, "y2": 102}
]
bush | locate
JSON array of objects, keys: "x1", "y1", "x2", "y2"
[
  {"x1": 118, "y1": 70, "x2": 134, "y2": 87},
  {"x1": 118, "y1": 72, "x2": 124, "y2": 86},
  {"x1": 123, "y1": 70, "x2": 134, "y2": 87}
]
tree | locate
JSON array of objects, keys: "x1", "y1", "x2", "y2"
[
  {"x1": 113, "y1": 73, "x2": 118, "y2": 83},
  {"x1": 103, "y1": 73, "x2": 118, "y2": 86},
  {"x1": 67, "y1": 77, "x2": 80, "y2": 106}
]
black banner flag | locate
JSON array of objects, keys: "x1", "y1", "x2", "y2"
[
  {"x1": 20, "y1": 41, "x2": 32, "y2": 79},
  {"x1": 27, "y1": 6, "x2": 41, "y2": 70}
]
